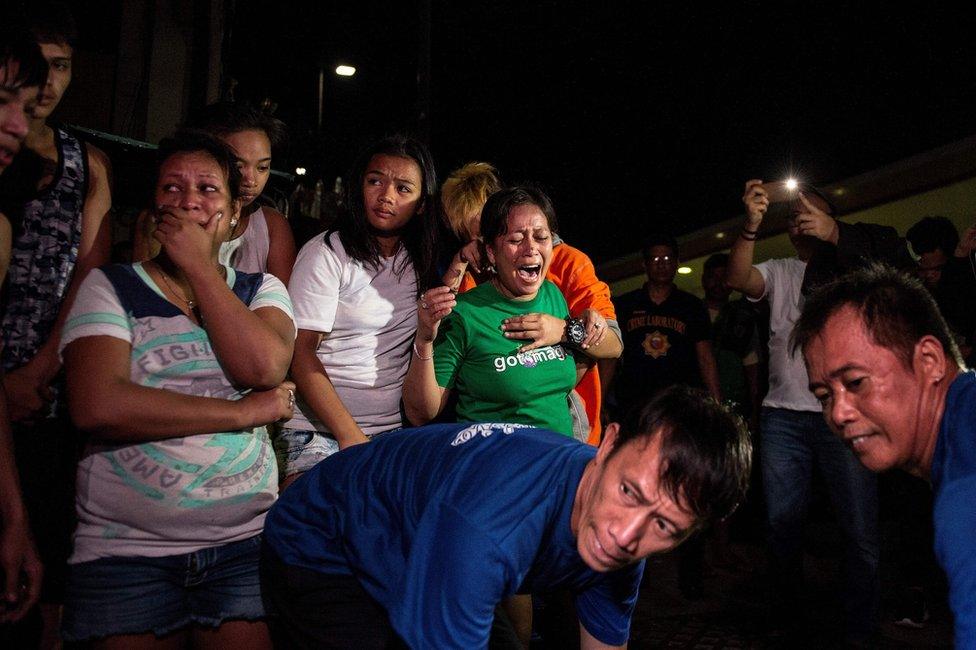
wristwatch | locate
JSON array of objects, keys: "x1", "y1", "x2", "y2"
[{"x1": 564, "y1": 316, "x2": 587, "y2": 347}]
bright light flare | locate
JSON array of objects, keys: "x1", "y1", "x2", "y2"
[
  {"x1": 677, "y1": 266, "x2": 692, "y2": 275},
  {"x1": 335, "y1": 65, "x2": 356, "y2": 77},
  {"x1": 295, "y1": 167, "x2": 307, "y2": 176},
  {"x1": 785, "y1": 178, "x2": 798, "y2": 191}
]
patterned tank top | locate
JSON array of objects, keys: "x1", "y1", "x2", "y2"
[{"x1": 1, "y1": 127, "x2": 88, "y2": 371}]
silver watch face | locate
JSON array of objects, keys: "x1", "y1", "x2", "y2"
[{"x1": 567, "y1": 318, "x2": 586, "y2": 345}]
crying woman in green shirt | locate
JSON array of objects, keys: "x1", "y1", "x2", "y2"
[{"x1": 403, "y1": 185, "x2": 621, "y2": 437}]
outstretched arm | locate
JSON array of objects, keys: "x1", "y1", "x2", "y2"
[{"x1": 726, "y1": 179, "x2": 768, "y2": 299}]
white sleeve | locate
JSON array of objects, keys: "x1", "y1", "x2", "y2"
[
  {"x1": 751, "y1": 259, "x2": 777, "y2": 302},
  {"x1": 59, "y1": 269, "x2": 131, "y2": 358},
  {"x1": 287, "y1": 235, "x2": 343, "y2": 333},
  {"x1": 251, "y1": 273, "x2": 294, "y2": 316},
  {"x1": 251, "y1": 273, "x2": 297, "y2": 338}
]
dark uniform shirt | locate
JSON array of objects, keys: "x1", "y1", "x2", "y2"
[{"x1": 613, "y1": 285, "x2": 710, "y2": 412}]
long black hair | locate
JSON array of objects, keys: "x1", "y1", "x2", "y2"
[{"x1": 328, "y1": 134, "x2": 438, "y2": 294}]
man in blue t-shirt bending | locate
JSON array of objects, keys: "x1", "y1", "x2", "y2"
[
  {"x1": 261, "y1": 386, "x2": 751, "y2": 649},
  {"x1": 794, "y1": 265, "x2": 976, "y2": 648}
]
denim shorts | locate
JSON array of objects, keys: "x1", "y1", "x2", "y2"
[
  {"x1": 61, "y1": 534, "x2": 265, "y2": 642},
  {"x1": 274, "y1": 428, "x2": 341, "y2": 477}
]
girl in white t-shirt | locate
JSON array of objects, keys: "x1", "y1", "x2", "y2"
[{"x1": 277, "y1": 135, "x2": 438, "y2": 488}]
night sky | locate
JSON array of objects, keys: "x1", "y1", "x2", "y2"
[{"x1": 228, "y1": 1, "x2": 976, "y2": 264}]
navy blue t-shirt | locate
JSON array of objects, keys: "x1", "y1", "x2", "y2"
[
  {"x1": 931, "y1": 371, "x2": 976, "y2": 648},
  {"x1": 613, "y1": 285, "x2": 710, "y2": 408},
  {"x1": 263, "y1": 422, "x2": 644, "y2": 647}
]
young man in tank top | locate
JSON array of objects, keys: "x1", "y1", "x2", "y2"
[
  {"x1": 2, "y1": 6, "x2": 111, "y2": 644},
  {"x1": 0, "y1": 25, "x2": 48, "y2": 634}
]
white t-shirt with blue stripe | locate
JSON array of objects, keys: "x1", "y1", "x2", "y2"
[{"x1": 60, "y1": 263, "x2": 294, "y2": 563}]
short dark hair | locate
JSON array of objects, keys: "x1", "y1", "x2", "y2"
[
  {"x1": 641, "y1": 233, "x2": 679, "y2": 262},
  {"x1": 185, "y1": 102, "x2": 287, "y2": 149},
  {"x1": 0, "y1": 25, "x2": 48, "y2": 91},
  {"x1": 906, "y1": 216, "x2": 959, "y2": 257},
  {"x1": 330, "y1": 134, "x2": 438, "y2": 294},
  {"x1": 479, "y1": 184, "x2": 558, "y2": 245},
  {"x1": 794, "y1": 182, "x2": 838, "y2": 216},
  {"x1": 791, "y1": 264, "x2": 963, "y2": 369},
  {"x1": 27, "y1": 1, "x2": 79, "y2": 48},
  {"x1": 155, "y1": 129, "x2": 243, "y2": 203},
  {"x1": 612, "y1": 385, "x2": 752, "y2": 529},
  {"x1": 703, "y1": 253, "x2": 729, "y2": 273}
]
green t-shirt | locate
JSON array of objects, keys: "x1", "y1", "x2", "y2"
[{"x1": 433, "y1": 280, "x2": 577, "y2": 436}]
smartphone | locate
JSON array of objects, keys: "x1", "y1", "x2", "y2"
[{"x1": 758, "y1": 180, "x2": 799, "y2": 203}]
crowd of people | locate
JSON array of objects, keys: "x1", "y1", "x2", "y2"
[{"x1": 2, "y1": 5, "x2": 976, "y2": 650}]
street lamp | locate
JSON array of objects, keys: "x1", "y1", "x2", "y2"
[{"x1": 318, "y1": 63, "x2": 356, "y2": 131}]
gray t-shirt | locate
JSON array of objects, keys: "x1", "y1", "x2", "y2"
[{"x1": 59, "y1": 263, "x2": 294, "y2": 562}]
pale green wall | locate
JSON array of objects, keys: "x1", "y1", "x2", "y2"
[{"x1": 609, "y1": 176, "x2": 976, "y2": 298}]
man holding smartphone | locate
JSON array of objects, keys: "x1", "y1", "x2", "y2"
[{"x1": 726, "y1": 179, "x2": 881, "y2": 644}]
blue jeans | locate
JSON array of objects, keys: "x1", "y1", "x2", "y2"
[
  {"x1": 760, "y1": 407, "x2": 880, "y2": 637},
  {"x1": 62, "y1": 535, "x2": 265, "y2": 641}
]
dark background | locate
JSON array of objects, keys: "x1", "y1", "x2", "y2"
[{"x1": 78, "y1": 1, "x2": 976, "y2": 263}]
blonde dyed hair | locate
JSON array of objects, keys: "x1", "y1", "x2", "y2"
[{"x1": 440, "y1": 162, "x2": 502, "y2": 241}]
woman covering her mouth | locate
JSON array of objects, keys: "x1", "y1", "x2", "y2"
[
  {"x1": 58, "y1": 130, "x2": 296, "y2": 646},
  {"x1": 133, "y1": 102, "x2": 297, "y2": 286}
]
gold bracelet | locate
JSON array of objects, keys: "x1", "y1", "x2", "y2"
[{"x1": 413, "y1": 342, "x2": 433, "y2": 361}]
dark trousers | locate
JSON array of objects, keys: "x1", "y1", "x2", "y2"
[
  {"x1": 260, "y1": 545, "x2": 523, "y2": 649},
  {"x1": 260, "y1": 547, "x2": 406, "y2": 650},
  {"x1": 761, "y1": 407, "x2": 880, "y2": 638}
]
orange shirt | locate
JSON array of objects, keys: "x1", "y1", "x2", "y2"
[
  {"x1": 546, "y1": 243, "x2": 616, "y2": 445},
  {"x1": 457, "y1": 271, "x2": 478, "y2": 294}
]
